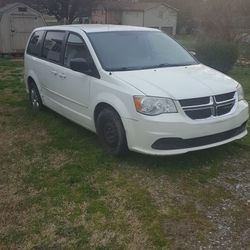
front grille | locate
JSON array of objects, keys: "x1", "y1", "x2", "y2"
[
  {"x1": 217, "y1": 102, "x2": 235, "y2": 116},
  {"x1": 185, "y1": 108, "x2": 212, "y2": 120},
  {"x1": 215, "y1": 92, "x2": 235, "y2": 102},
  {"x1": 179, "y1": 96, "x2": 210, "y2": 107},
  {"x1": 179, "y1": 92, "x2": 236, "y2": 120},
  {"x1": 152, "y1": 121, "x2": 247, "y2": 150}
]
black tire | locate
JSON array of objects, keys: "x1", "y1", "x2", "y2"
[
  {"x1": 96, "y1": 108, "x2": 128, "y2": 156},
  {"x1": 29, "y1": 83, "x2": 43, "y2": 112}
]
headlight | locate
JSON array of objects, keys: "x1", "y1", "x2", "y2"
[
  {"x1": 237, "y1": 84, "x2": 245, "y2": 101},
  {"x1": 133, "y1": 96, "x2": 177, "y2": 116}
]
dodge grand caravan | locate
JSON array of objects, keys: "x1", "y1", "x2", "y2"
[{"x1": 24, "y1": 25, "x2": 249, "y2": 156}]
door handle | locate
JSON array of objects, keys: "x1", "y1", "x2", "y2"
[
  {"x1": 51, "y1": 70, "x2": 58, "y2": 76},
  {"x1": 58, "y1": 73, "x2": 66, "y2": 79}
]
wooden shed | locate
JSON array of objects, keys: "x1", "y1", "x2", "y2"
[{"x1": 0, "y1": 2, "x2": 46, "y2": 54}]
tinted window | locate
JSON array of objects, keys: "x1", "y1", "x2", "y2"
[
  {"x1": 88, "y1": 31, "x2": 197, "y2": 71},
  {"x1": 42, "y1": 31, "x2": 65, "y2": 63},
  {"x1": 64, "y1": 33, "x2": 92, "y2": 67},
  {"x1": 27, "y1": 31, "x2": 44, "y2": 56}
]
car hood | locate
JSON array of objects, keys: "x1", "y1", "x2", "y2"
[{"x1": 112, "y1": 64, "x2": 238, "y2": 99}]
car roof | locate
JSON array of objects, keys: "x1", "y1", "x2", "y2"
[{"x1": 34, "y1": 24, "x2": 159, "y2": 33}]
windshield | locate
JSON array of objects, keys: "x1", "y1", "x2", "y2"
[{"x1": 88, "y1": 31, "x2": 198, "y2": 71}]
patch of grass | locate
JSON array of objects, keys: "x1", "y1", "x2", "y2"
[
  {"x1": 124, "y1": 185, "x2": 168, "y2": 248},
  {"x1": 0, "y1": 58, "x2": 250, "y2": 249}
]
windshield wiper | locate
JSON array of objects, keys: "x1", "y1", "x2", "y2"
[
  {"x1": 109, "y1": 66, "x2": 142, "y2": 72},
  {"x1": 108, "y1": 63, "x2": 196, "y2": 72},
  {"x1": 153, "y1": 63, "x2": 195, "y2": 68}
]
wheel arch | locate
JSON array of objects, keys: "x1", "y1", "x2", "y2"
[
  {"x1": 27, "y1": 76, "x2": 35, "y2": 90},
  {"x1": 94, "y1": 102, "x2": 121, "y2": 126},
  {"x1": 25, "y1": 71, "x2": 42, "y2": 94},
  {"x1": 94, "y1": 102, "x2": 129, "y2": 155},
  {"x1": 93, "y1": 93, "x2": 134, "y2": 128}
]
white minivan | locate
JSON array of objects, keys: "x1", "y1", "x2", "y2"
[{"x1": 24, "y1": 25, "x2": 249, "y2": 156}]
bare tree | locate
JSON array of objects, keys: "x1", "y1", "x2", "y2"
[
  {"x1": 199, "y1": 0, "x2": 250, "y2": 41},
  {"x1": 44, "y1": 0, "x2": 93, "y2": 24},
  {"x1": 168, "y1": 0, "x2": 202, "y2": 34}
]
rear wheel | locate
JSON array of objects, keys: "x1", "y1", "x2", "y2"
[
  {"x1": 29, "y1": 83, "x2": 43, "y2": 112},
  {"x1": 96, "y1": 108, "x2": 128, "y2": 156}
]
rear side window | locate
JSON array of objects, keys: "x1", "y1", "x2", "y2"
[
  {"x1": 42, "y1": 31, "x2": 65, "y2": 63},
  {"x1": 27, "y1": 30, "x2": 44, "y2": 56}
]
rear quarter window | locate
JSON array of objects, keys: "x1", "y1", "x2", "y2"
[{"x1": 27, "y1": 30, "x2": 45, "y2": 56}]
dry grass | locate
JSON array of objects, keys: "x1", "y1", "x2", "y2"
[
  {"x1": 0, "y1": 58, "x2": 250, "y2": 249},
  {"x1": 0, "y1": 69, "x2": 13, "y2": 80}
]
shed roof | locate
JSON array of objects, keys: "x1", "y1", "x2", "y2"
[
  {"x1": 0, "y1": 3, "x2": 18, "y2": 20},
  {"x1": 94, "y1": 1, "x2": 178, "y2": 12},
  {"x1": 0, "y1": 3, "x2": 20, "y2": 13},
  {"x1": 0, "y1": 2, "x2": 42, "y2": 21}
]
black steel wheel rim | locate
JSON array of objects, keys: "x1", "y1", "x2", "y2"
[{"x1": 103, "y1": 121, "x2": 119, "y2": 148}]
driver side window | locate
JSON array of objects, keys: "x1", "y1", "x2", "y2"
[{"x1": 64, "y1": 33, "x2": 92, "y2": 68}]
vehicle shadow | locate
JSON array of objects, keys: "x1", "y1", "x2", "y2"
[
  {"x1": 119, "y1": 142, "x2": 247, "y2": 175},
  {"x1": 36, "y1": 106, "x2": 248, "y2": 175}
]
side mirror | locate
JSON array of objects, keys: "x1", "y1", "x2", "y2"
[
  {"x1": 70, "y1": 58, "x2": 90, "y2": 74},
  {"x1": 190, "y1": 51, "x2": 196, "y2": 57}
]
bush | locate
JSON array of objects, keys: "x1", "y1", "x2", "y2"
[{"x1": 195, "y1": 40, "x2": 239, "y2": 73}]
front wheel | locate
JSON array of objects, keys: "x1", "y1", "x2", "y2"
[{"x1": 96, "y1": 108, "x2": 128, "y2": 156}]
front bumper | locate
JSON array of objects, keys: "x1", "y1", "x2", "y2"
[{"x1": 123, "y1": 100, "x2": 249, "y2": 155}]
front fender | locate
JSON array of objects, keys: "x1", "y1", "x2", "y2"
[{"x1": 92, "y1": 92, "x2": 135, "y2": 120}]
